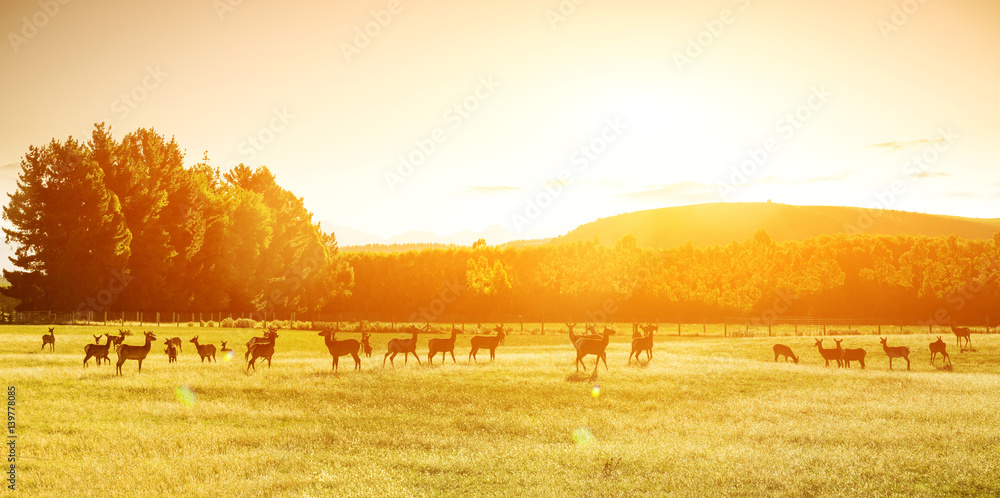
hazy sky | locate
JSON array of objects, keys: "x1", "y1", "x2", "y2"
[{"x1": 1, "y1": 0, "x2": 998, "y2": 242}]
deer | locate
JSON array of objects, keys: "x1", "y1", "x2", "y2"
[
  {"x1": 814, "y1": 339, "x2": 843, "y2": 367},
  {"x1": 360, "y1": 332, "x2": 373, "y2": 358},
  {"x1": 880, "y1": 337, "x2": 910, "y2": 371},
  {"x1": 164, "y1": 339, "x2": 178, "y2": 364},
  {"x1": 115, "y1": 331, "x2": 157, "y2": 376},
  {"x1": 428, "y1": 327, "x2": 462, "y2": 365},
  {"x1": 112, "y1": 329, "x2": 128, "y2": 349},
  {"x1": 629, "y1": 327, "x2": 654, "y2": 364},
  {"x1": 83, "y1": 334, "x2": 114, "y2": 367},
  {"x1": 318, "y1": 330, "x2": 361, "y2": 371},
  {"x1": 40, "y1": 327, "x2": 55, "y2": 351},
  {"x1": 640, "y1": 323, "x2": 658, "y2": 337},
  {"x1": 165, "y1": 337, "x2": 183, "y2": 353},
  {"x1": 930, "y1": 336, "x2": 951, "y2": 367},
  {"x1": 631, "y1": 323, "x2": 641, "y2": 340},
  {"x1": 949, "y1": 323, "x2": 973, "y2": 352},
  {"x1": 469, "y1": 325, "x2": 506, "y2": 363},
  {"x1": 189, "y1": 336, "x2": 217, "y2": 363},
  {"x1": 575, "y1": 326, "x2": 614, "y2": 372},
  {"x1": 383, "y1": 326, "x2": 421, "y2": 367},
  {"x1": 246, "y1": 327, "x2": 278, "y2": 360},
  {"x1": 247, "y1": 332, "x2": 278, "y2": 371},
  {"x1": 772, "y1": 344, "x2": 798, "y2": 363},
  {"x1": 840, "y1": 342, "x2": 866, "y2": 369},
  {"x1": 220, "y1": 341, "x2": 232, "y2": 353},
  {"x1": 567, "y1": 323, "x2": 600, "y2": 347}
]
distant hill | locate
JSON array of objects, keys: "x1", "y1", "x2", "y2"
[
  {"x1": 553, "y1": 203, "x2": 1000, "y2": 248},
  {"x1": 324, "y1": 223, "x2": 519, "y2": 247},
  {"x1": 341, "y1": 238, "x2": 551, "y2": 253}
]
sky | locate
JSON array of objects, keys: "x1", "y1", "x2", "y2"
[{"x1": 1, "y1": 0, "x2": 998, "y2": 246}]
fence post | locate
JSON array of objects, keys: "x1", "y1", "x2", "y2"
[
  {"x1": 768, "y1": 323, "x2": 772, "y2": 336},
  {"x1": 823, "y1": 322, "x2": 826, "y2": 336},
  {"x1": 724, "y1": 322, "x2": 727, "y2": 337},
  {"x1": 677, "y1": 322, "x2": 681, "y2": 336}
]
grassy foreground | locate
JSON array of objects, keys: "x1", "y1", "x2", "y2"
[{"x1": 3, "y1": 325, "x2": 1000, "y2": 496}]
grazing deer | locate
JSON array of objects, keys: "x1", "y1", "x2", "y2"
[
  {"x1": 930, "y1": 336, "x2": 951, "y2": 367},
  {"x1": 880, "y1": 337, "x2": 910, "y2": 371},
  {"x1": 772, "y1": 344, "x2": 798, "y2": 363},
  {"x1": 814, "y1": 339, "x2": 843, "y2": 367},
  {"x1": 166, "y1": 337, "x2": 183, "y2": 353},
  {"x1": 84, "y1": 334, "x2": 114, "y2": 367},
  {"x1": 246, "y1": 327, "x2": 278, "y2": 360},
  {"x1": 115, "y1": 331, "x2": 157, "y2": 376},
  {"x1": 842, "y1": 347, "x2": 866, "y2": 369},
  {"x1": 189, "y1": 336, "x2": 217, "y2": 363},
  {"x1": 247, "y1": 332, "x2": 278, "y2": 371},
  {"x1": 41, "y1": 327, "x2": 55, "y2": 351},
  {"x1": 629, "y1": 328, "x2": 654, "y2": 364},
  {"x1": 360, "y1": 332, "x2": 373, "y2": 358},
  {"x1": 164, "y1": 339, "x2": 178, "y2": 364},
  {"x1": 428, "y1": 327, "x2": 462, "y2": 365},
  {"x1": 949, "y1": 323, "x2": 973, "y2": 352},
  {"x1": 575, "y1": 326, "x2": 614, "y2": 372},
  {"x1": 383, "y1": 326, "x2": 421, "y2": 367},
  {"x1": 469, "y1": 325, "x2": 506, "y2": 363},
  {"x1": 318, "y1": 330, "x2": 361, "y2": 371}
]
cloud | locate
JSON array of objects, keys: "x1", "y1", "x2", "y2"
[
  {"x1": 461, "y1": 185, "x2": 523, "y2": 194},
  {"x1": 910, "y1": 171, "x2": 950, "y2": 179},
  {"x1": 620, "y1": 182, "x2": 719, "y2": 201},
  {"x1": 868, "y1": 137, "x2": 946, "y2": 151}
]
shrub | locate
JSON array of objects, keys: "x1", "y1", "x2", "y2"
[
  {"x1": 220, "y1": 317, "x2": 236, "y2": 328},
  {"x1": 234, "y1": 318, "x2": 255, "y2": 329}
]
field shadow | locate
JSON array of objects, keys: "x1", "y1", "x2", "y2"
[{"x1": 565, "y1": 371, "x2": 598, "y2": 383}]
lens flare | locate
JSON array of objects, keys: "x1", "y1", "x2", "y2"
[
  {"x1": 591, "y1": 385, "x2": 601, "y2": 398},
  {"x1": 174, "y1": 385, "x2": 196, "y2": 406},
  {"x1": 223, "y1": 350, "x2": 236, "y2": 362},
  {"x1": 573, "y1": 427, "x2": 595, "y2": 446}
]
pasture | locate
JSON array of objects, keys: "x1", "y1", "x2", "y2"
[{"x1": 3, "y1": 324, "x2": 1000, "y2": 496}]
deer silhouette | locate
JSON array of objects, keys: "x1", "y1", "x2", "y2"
[
  {"x1": 360, "y1": 332, "x2": 373, "y2": 358},
  {"x1": 949, "y1": 323, "x2": 973, "y2": 352},
  {"x1": 247, "y1": 332, "x2": 278, "y2": 371},
  {"x1": 84, "y1": 334, "x2": 114, "y2": 367},
  {"x1": 318, "y1": 330, "x2": 361, "y2": 371},
  {"x1": 772, "y1": 344, "x2": 798, "y2": 363},
  {"x1": 220, "y1": 341, "x2": 232, "y2": 353},
  {"x1": 842, "y1": 346, "x2": 866, "y2": 369},
  {"x1": 629, "y1": 327, "x2": 654, "y2": 364},
  {"x1": 428, "y1": 327, "x2": 462, "y2": 365},
  {"x1": 575, "y1": 327, "x2": 614, "y2": 372},
  {"x1": 469, "y1": 325, "x2": 505, "y2": 362},
  {"x1": 190, "y1": 336, "x2": 217, "y2": 363},
  {"x1": 115, "y1": 331, "x2": 157, "y2": 376},
  {"x1": 164, "y1": 339, "x2": 178, "y2": 364},
  {"x1": 930, "y1": 336, "x2": 951, "y2": 367},
  {"x1": 166, "y1": 337, "x2": 183, "y2": 353},
  {"x1": 40, "y1": 327, "x2": 55, "y2": 351},
  {"x1": 383, "y1": 325, "x2": 423, "y2": 367},
  {"x1": 880, "y1": 337, "x2": 910, "y2": 371},
  {"x1": 814, "y1": 339, "x2": 843, "y2": 367},
  {"x1": 246, "y1": 327, "x2": 278, "y2": 360}
]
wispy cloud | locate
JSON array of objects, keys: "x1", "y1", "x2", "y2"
[
  {"x1": 759, "y1": 171, "x2": 857, "y2": 184},
  {"x1": 461, "y1": 185, "x2": 523, "y2": 194},
  {"x1": 868, "y1": 137, "x2": 946, "y2": 151},
  {"x1": 911, "y1": 171, "x2": 950, "y2": 179},
  {"x1": 620, "y1": 182, "x2": 719, "y2": 201}
]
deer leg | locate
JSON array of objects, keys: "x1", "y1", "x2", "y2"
[
  {"x1": 905, "y1": 357, "x2": 910, "y2": 371},
  {"x1": 352, "y1": 353, "x2": 360, "y2": 370},
  {"x1": 450, "y1": 351, "x2": 456, "y2": 364}
]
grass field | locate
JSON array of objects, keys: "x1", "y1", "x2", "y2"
[{"x1": 4, "y1": 324, "x2": 1000, "y2": 496}]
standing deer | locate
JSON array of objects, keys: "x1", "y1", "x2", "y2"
[
  {"x1": 469, "y1": 325, "x2": 506, "y2": 363},
  {"x1": 112, "y1": 330, "x2": 128, "y2": 349},
  {"x1": 360, "y1": 332, "x2": 373, "y2": 358},
  {"x1": 247, "y1": 332, "x2": 278, "y2": 371},
  {"x1": 631, "y1": 323, "x2": 641, "y2": 340},
  {"x1": 428, "y1": 327, "x2": 462, "y2": 365},
  {"x1": 880, "y1": 337, "x2": 910, "y2": 371},
  {"x1": 318, "y1": 330, "x2": 361, "y2": 371},
  {"x1": 629, "y1": 327, "x2": 654, "y2": 364},
  {"x1": 842, "y1": 346, "x2": 867, "y2": 369},
  {"x1": 949, "y1": 323, "x2": 973, "y2": 352},
  {"x1": 41, "y1": 327, "x2": 55, "y2": 351},
  {"x1": 84, "y1": 334, "x2": 114, "y2": 367},
  {"x1": 246, "y1": 328, "x2": 278, "y2": 360},
  {"x1": 575, "y1": 326, "x2": 614, "y2": 372},
  {"x1": 166, "y1": 337, "x2": 183, "y2": 353},
  {"x1": 384, "y1": 326, "x2": 421, "y2": 367},
  {"x1": 164, "y1": 339, "x2": 178, "y2": 364},
  {"x1": 930, "y1": 336, "x2": 951, "y2": 367},
  {"x1": 189, "y1": 336, "x2": 217, "y2": 363},
  {"x1": 772, "y1": 344, "x2": 798, "y2": 363},
  {"x1": 115, "y1": 331, "x2": 157, "y2": 376},
  {"x1": 568, "y1": 323, "x2": 599, "y2": 347},
  {"x1": 814, "y1": 339, "x2": 843, "y2": 367}
]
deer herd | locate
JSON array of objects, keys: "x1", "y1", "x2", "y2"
[{"x1": 35, "y1": 321, "x2": 984, "y2": 375}]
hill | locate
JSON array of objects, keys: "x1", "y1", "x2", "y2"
[{"x1": 553, "y1": 203, "x2": 1000, "y2": 248}]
